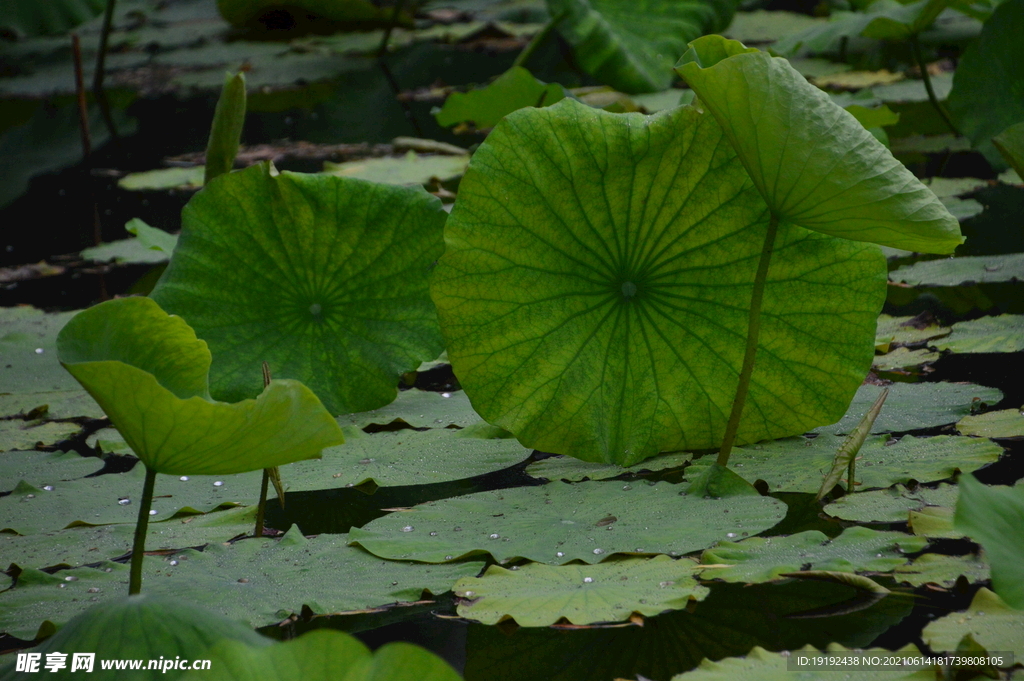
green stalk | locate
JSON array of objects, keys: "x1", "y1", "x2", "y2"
[
  {"x1": 717, "y1": 212, "x2": 780, "y2": 468},
  {"x1": 128, "y1": 465, "x2": 157, "y2": 595},
  {"x1": 377, "y1": 0, "x2": 409, "y2": 58},
  {"x1": 910, "y1": 36, "x2": 960, "y2": 137},
  {"x1": 254, "y1": 469, "x2": 270, "y2": 537},
  {"x1": 512, "y1": 11, "x2": 563, "y2": 70}
]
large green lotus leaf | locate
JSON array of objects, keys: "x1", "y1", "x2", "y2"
[
  {"x1": 691, "y1": 434, "x2": 1002, "y2": 494},
  {"x1": 336, "y1": 389, "x2": 482, "y2": 430},
  {"x1": 435, "y1": 67, "x2": 566, "y2": 129},
  {"x1": 957, "y1": 409, "x2": 1024, "y2": 438},
  {"x1": 0, "y1": 0, "x2": 104, "y2": 38},
  {"x1": 893, "y1": 552, "x2": 989, "y2": 587},
  {"x1": 823, "y1": 482, "x2": 958, "y2": 523},
  {"x1": 0, "y1": 595, "x2": 272, "y2": 680},
  {"x1": 0, "y1": 307, "x2": 82, "y2": 395},
  {"x1": 526, "y1": 452, "x2": 692, "y2": 482},
  {"x1": 933, "y1": 315, "x2": 1024, "y2": 354},
  {"x1": 547, "y1": 0, "x2": 738, "y2": 94},
  {"x1": 432, "y1": 98, "x2": 886, "y2": 465},
  {"x1": 0, "y1": 421, "x2": 81, "y2": 453},
  {"x1": 0, "y1": 506, "x2": 259, "y2": 572},
  {"x1": 994, "y1": 121, "x2": 1024, "y2": 179},
  {"x1": 955, "y1": 476, "x2": 1024, "y2": 609},
  {"x1": 58, "y1": 298, "x2": 343, "y2": 475},
  {"x1": 151, "y1": 163, "x2": 447, "y2": 415},
  {"x1": 699, "y1": 528, "x2": 925, "y2": 584},
  {"x1": 182, "y1": 631, "x2": 461, "y2": 681},
  {"x1": 323, "y1": 152, "x2": 470, "y2": 186},
  {"x1": 455, "y1": 555, "x2": 708, "y2": 626},
  {"x1": 815, "y1": 382, "x2": 1002, "y2": 436},
  {"x1": 669, "y1": 644, "x2": 934, "y2": 681},
  {"x1": 0, "y1": 451, "x2": 102, "y2": 492},
  {"x1": 464, "y1": 579, "x2": 913, "y2": 681},
  {"x1": 677, "y1": 36, "x2": 961, "y2": 254},
  {"x1": 947, "y1": 0, "x2": 1024, "y2": 168},
  {"x1": 0, "y1": 528, "x2": 483, "y2": 638},
  {"x1": 922, "y1": 588, "x2": 1024, "y2": 657},
  {"x1": 349, "y1": 481, "x2": 786, "y2": 564},
  {"x1": 890, "y1": 253, "x2": 1024, "y2": 286}
]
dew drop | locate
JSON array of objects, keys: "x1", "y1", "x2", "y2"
[
  {"x1": 621, "y1": 484, "x2": 632, "y2": 491},
  {"x1": 118, "y1": 498, "x2": 130, "y2": 506},
  {"x1": 34, "y1": 348, "x2": 44, "y2": 354},
  {"x1": 726, "y1": 532, "x2": 737, "y2": 538},
  {"x1": 65, "y1": 575, "x2": 78, "y2": 582},
  {"x1": 149, "y1": 510, "x2": 157, "y2": 516},
  {"x1": 583, "y1": 577, "x2": 593, "y2": 583},
  {"x1": 213, "y1": 481, "x2": 224, "y2": 487},
  {"x1": 441, "y1": 392, "x2": 451, "y2": 398},
  {"x1": 87, "y1": 587, "x2": 100, "y2": 593},
  {"x1": 659, "y1": 581, "x2": 675, "y2": 588},
  {"x1": 169, "y1": 560, "x2": 178, "y2": 566},
  {"x1": 876, "y1": 553, "x2": 882, "y2": 557},
  {"x1": 358, "y1": 458, "x2": 374, "y2": 464},
  {"x1": 104, "y1": 568, "x2": 113, "y2": 573},
  {"x1": 429, "y1": 531, "x2": 438, "y2": 536},
  {"x1": 401, "y1": 526, "x2": 414, "y2": 532},
  {"x1": 454, "y1": 526, "x2": 462, "y2": 532},
  {"x1": 556, "y1": 552, "x2": 564, "y2": 558},
  {"x1": 25, "y1": 494, "x2": 35, "y2": 499},
  {"x1": 463, "y1": 590, "x2": 475, "y2": 597},
  {"x1": 179, "y1": 476, "x2": 189, "y2": 481},
  {"x1": 238, "y1": 578, "x2": 249, "y2": 583},
  {"x1": 593, "y1": 548, "x2": 604, "y2": 555},
  {"x1": 42, "y1": 485, "x2": 54, "y2": 491},
  {"x1": 489, "y1": 533, "x2": 499, "y2": 539},
  {"x1": 445, "y1": 555, "x2": 453, "y2": 560}
]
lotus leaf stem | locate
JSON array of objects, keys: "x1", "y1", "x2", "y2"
[
  {"x1": 128, "y1": 465, "x2": 157, "y2": 595},
  {"x1": 910, "y1": 36, "x2": 960, "y2": 138},
  {"x1": 255, "y1": 361, "x2": 272, "y2": 537},
  {"x1": 92, "y1": 0, "x2": 119, "y2": 139},
  {"x1": 717, "y1": 212, "x2": 780, "y2": 468},
  {"x1": 512, "y1": 11, "x2": 565, "y2": 70}
]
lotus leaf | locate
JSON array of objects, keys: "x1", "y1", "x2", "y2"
[
  {"x1": 922, "y1": 588, "x2": 1024, "y2": 656},
  {"x1": 669, "y1": 644, "x2": 934, "y2": 680},
  {"x1": 954, "y1": 476, "x2": 1024, "y2": 609},
  {"x1": 957, "y1": 408, "x2": 1024, "y2": 438},
  {"x1": 872, "y1": 347, "x2": 939, "y2": 371},
  {"x1": 432, "y1": 97, "x2": 886, "y2": 464},
  {"x1": 824, "y1": 482, "x2": 958, "y2": 523},
  {"x1": 547, "y1": 0, "x2": 738, "y2": 94},
  {"x1": 893, "y1": 552, "x2": 989, "y2": 587},
  {"x1": 323, "y1": 152, "x2": 470, "y2": 186},
  {"x1": 335, "y1": 389, "x2": 482, "y2": 430},
  {"x1": 56, "y1": 297, "x2": 343, "y2": 476},
  {"x1": 874, "y1": 314, "x2": 950, "y2": 350},
  {"x1": 434, "y1": 67, "x2": 566, "y2": 129},
  {"x1": 890, "y1": 253, "x2": 1024, "y2": 286},
  {"x1": 677, "y1": 36, "x2": 961, "y2": 254},
  {"x1": 455, "y1": 556, "x2": 708, "y2": 626},
  {"x1": 151, "y1": 163, "x2": 447, "y2": 415},
  {"x1": 0, "y1": 421, "x2": 80, "y2": 453},
  {"x1": 526, "y1": 451, "x2": 692, "y2": 482},
  {"x1": 933, "y1": 315, "x2": 1024, "y2": 354},
  {"x1": 0, "y1": 307, "x2": 81, "y2": 394},
  {"x1": 0, "y1": 450, "x2": 102, "y2": 492}
]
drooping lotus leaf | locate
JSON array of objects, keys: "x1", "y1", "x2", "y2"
[
  {"x1": 893, "y1": 552, "x2": 989, "y2": 588},
  {"x1": 699, "y1": 528, "x2": 926, "y2": 584},
  {"x1": 547, "y1": 0, "x2": 738, "y2": 94},
  {"x1": 349, "y1": 481, "x2": 786, "y2": 564},
  {"x1": 923, "y1": 589, "x2": 1024, "y2": 657},
  {"x1": 676, "y1": 35, "x2": 962, "y2": 254},
  {"x1": 994, "y1": 121, "x2": 1024, "y2": 179},
  {"x1": 955, "y1": 476, "x2": 1024, "y2": 609},
  {"x1": 181, "y1": 631, "x2": 461, "y2": 681},
  {"x1": 454, "y1": 556, "x2": 708, "y2": 626},
  {"x1": 151, "y1": 163, "x2": 447, "y2": 415},
  {"x1": 823, "y1": 482, "x2": 958, "y2": 523},
  {"x1": 889, "y1": 253, "x2": 1024, "y2": 286},
  {"x1": 934, "y1": 315, "x2": 1024, "y2": 354},
  {"x1": 0, "y1": 594, "x2": 271, "y2": 676},
  {"x1": 434, "y1": 67, "x2": 566, "y2": 129},
  {"x1": 56, "y1": 297, "x2": 344, "y2": 475},
  {"x1": 432, "y1": 98, "x2": 886, "y2": 464},
  {"x1": 947, "y1": 0, "x2": 1024, "y2": 169},
  {"x1": 957, "y1": 409, "x2": 1024, "y2": 438}
]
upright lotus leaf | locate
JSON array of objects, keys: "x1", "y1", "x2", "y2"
[
  {"x1": 432, "y1": 98, "x2": 885, "y2": 464},
  {"x1": 954, "y1": 476, "x2": 1024, "y2": 609},
  {"x1": 677, "y1": 35, "x2": 962, "y2": 254},
  {"x1": 434, "y1": 67, "x2": 566, "y2": 130},
  {"x1": 151, "y1": 163, "x2": 447, "y2": 415},
  {"x1": 946, "y1": 0, "x2": 1024, "y2": 169},
  {"x1": 56, "y1": 297, "x2": 344, "y2": 475},
  {"x1": 547, "y1": 0, "x2": 738, "y2": 94},
  {"x1": 204, "y1": 72, "x2": 247, "y2": 185}
]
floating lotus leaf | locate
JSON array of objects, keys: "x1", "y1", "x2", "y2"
[
  {"x1": 922, "y1": 588, "x2": 1024, "y2": 658},
  {"x1": 335, "y1": 389, "x2": 482, "y2": 430},
  {"x1": 527, "y1": 452, "x2": 692, "y2": 482},
  {"x1": 908, "y1": 505, "x2": 960, "y2": 538},
  {"x1": 893, "y1": 552, "x2": 989, "y2": 587},
  {"x1": 890, "y1": 253, "x2": 1024, "y2": 286},
  {"x1": 0, "y1": 391, "x2": 103, "y2": 421},
  {"x1": 0, "y1": 307, "x2": 81, "y2": 394},
  {"x1": 676, "y1": 35, "x2": 961, "y2": 253},
  {"x1": 955, "y1": 476, "x2": 1024, "y2": 609},
  {"x1": 0, "y1": 450, "x2": 102, "y2": 492},
  {"x1": 957, "y1": 409, "x2": 1024, "y2": 438},
  {"x1": 669, "y1": 644, "x2": 934, "y2": 680},
  {"x1": 349, "y1": 481, "x2": 786, "y2": 564},
  {"x1": 57, "y1": 297, "x2": 344, "y2": 476},
  {"x1": 323, "y1": 152, "x2": 470, "y2": 186},
  {"x1": 0, "y1": 421, "x2": 80, "y2": 453},
  {"x1": 874, "y1": 314, "x2": 950, "y2": 351},
  {"x1": 548, "y1": 0, "x2": 738, "y2": 93},
  {"x1": 933, "y1": 315, "x2": 1024, "y2": 354},
  {"x1": 872, "y1": 347, "x2": 939, "y2": 372},
  {"x1": 823, "y1": 483, "x2": 958, "y2": 523},
  {"x1": 435, "y1": 67, "x2": 566, "y2": 129},
  {"x1": 700, "y1": 528, "x2": 925, "y2": 584},
  {"x1": 455, "y1": 556, "x2": 708, "y2": 626},
  {"x1": 432, "y1": 97, "x2": 885, "y2": 464},
  {"x1": 151, "y1": 163, "x2": 447, "y2": 415}
]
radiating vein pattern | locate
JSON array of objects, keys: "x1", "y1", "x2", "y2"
[
  {"x1": 152, "y1": 164, "x2": 447, "y2": 414},
  {"x1": 432, "y1": 100, "x2": 886, "y2": 465}
]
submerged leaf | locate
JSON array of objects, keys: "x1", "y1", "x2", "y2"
[
  {"x1": 56, "y1": 297, "x2": 344, "y2": 475},
  {"x1": 677, "y1": 35, "x2": 962, "y2": 253}
]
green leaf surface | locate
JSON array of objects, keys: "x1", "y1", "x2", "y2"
[
  {"x1": 0, "y1": 450, "x2": 102, "y2": 492},
  {"x1": 0, "y1": 595, "x2": 272, "y2": 678},
  {"x1": 80, "y1": 237, "x2": 171, "y2": 265},
  {"x1": 994, "y1": 121, "x2": 1024, "y2": 179},
  {"x1": 955, "y1": 476, "x2": 1024, "y2": 609},
  {"x1": 933, "y1": 315, "x2": 1024, "y2": 354},
  {"x1": 815, "y1": 382, "x2": 1002, "y2": 435},
  {"x1": 58, "y1": 297, "x2": 344, "y2": 475},
  {"x1": 723, "y1": 10, "x2": 825, "y2": 45},
  {"x1": 890, "y1": 253, "x2": 1024, "y2": 286},
  {"x1": 0, "y1": 528, "x2": 483, "y2": 637},
  {"x1": 677, "y1": 35, "x2": 961, "y2": 253},
  {"x1": 923, "y1": 177, "x2": 990, "y2": 199},
  {"x1": 349, "y1": 481, "x2": 786, "y2": 564},
  {"x1": 0, "y1": 307, "x2": 82, "y2": 394},
  {"x1": 0, "y1": 391, "x2": 103, "y2": 421},
  {"x1": 126, "y1": 217, "x2": 178, "y2": 256},
  {"x1": 947, "y1": 0, "x2": 1024, "y2": 168},
  {"x1": 335, "y1": 389, "x2": 482, "y2": 430},
  {"x1": 117, "y1": 166, "x2": 205, "y2": 191},
  {"x1": 205, "y1": 72, "x2": 247, "y2": 185},
  {"x1": 875, "y1": 314, "x2": 950, "y2": 350},
  {"x1": 526, "y1": 452, "x2": 692, "y2": 482},
  {"x1": 548, "y1": 0, "x2": 738, "y2": 94},
  {"x1": 957, "y1": 408, "x2": 1024, "y2": 438},
  {"x1": 892, "y1": 552, "x2": 989, "y2": 587},
  {"x1": 434, "y1": 67, "x2": 566, "y2": 129},
  {"x1": 922, "y1": 588, "x2": 1024, "y2": 657},
  {"x1": 873, "y1": 347, "x2": 939, "y2": 371},
  {"x1": 669, "y1": 644, "x2": 934, "y2": 680},
  {"x1": 908, "y1": 505, "x2": 960, "y2": 538},
  {"x1": 0, "y1": 421, "x2": 81, "y2": 453},
  {"x1": 455, "y1": 555, "x2": 708, "y2": 626},
  {"x1": 823, "y1": 482, "x2": 958, "y2": 523},
  {"x1": 699, "y1": 528, "x2": 925, "y2": 583},
  {"x1": 151, "y1": 163, "x2": 447, "y2": 415},
  {"x1": 323, "y1": 152, "x2": 470, "y2": 186},
  {"x1": 184, "y1": 631, "x2": 461, "y2": 681},
  {"x1": 432, "y1": 98, "x2": 886, "y2": 465}
]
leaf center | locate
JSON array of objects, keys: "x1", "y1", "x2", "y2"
[{"x1": 620, "y1": 281, "x2": 638, "y2": 300}]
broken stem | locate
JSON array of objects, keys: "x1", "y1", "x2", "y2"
[
  {"x1": 512, "y1": 11, "x2": 563, "y2": 70},
  {"x1": 128, "y1": 465, "x2": 157, "y2": 595},
  {"x1": 910, "y1": 36, "x2": 959, "y2": 138},
  {"x1": 717, "y1": 212, "x2": 780, "y2": 468}
]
